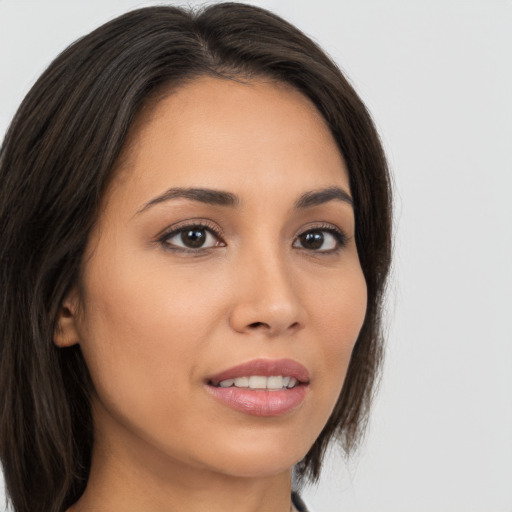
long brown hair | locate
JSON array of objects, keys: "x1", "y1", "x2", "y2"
[{"x1": 0, "y1": 4, "x2": 392, "y2": 511}]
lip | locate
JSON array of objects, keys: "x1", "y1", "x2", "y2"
[{"x1": 205, "y1": 358, "x2": 310, "y2": 417}]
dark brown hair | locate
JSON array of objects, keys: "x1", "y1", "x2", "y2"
[{"x1": 0, "y1": 4, "x2": 392, "y2": 512}]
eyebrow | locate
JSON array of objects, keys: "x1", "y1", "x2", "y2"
[
  {"x1": 136, "y1": 185, "x2": 353, "y2": 214},
  {"x1": 293, "y1": 186, "x2": 353, "y2": 209},
  {"x1": 137, "y1": 187, "x2": 239, "y2": 214}
]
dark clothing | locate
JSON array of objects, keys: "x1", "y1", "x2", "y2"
[{"x1": 291, "y1": 492, "x2": 309, "y2": 512}]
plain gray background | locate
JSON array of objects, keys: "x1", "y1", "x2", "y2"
[{"x1": 1, "y1": 1, "x2": 511, "y2": 511}]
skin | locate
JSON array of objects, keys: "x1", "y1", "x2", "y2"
[{"x1": 56, "y1": 76, "x2": 367, "y2": 512}]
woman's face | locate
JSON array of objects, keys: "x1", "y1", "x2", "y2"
[{"x1": 62, "y1": 77, "x2": 367, "y2": 480}]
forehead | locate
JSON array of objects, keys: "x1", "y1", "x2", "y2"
[{"x1": 111, "y1": 76, "x2": 350, "y2": 208}]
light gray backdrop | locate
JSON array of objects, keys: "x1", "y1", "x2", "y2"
[{"x1": 1, "y1": 1, "x2": 511, "y2": 511}]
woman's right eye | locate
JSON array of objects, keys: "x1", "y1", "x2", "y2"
[{"x1": 160, "y1": 225, "x2": 225, "y2": 251}]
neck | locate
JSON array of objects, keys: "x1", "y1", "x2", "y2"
[{"x1": 73, "y1": 462, "x2": 293, "y2": 512}]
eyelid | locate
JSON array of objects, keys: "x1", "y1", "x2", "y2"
[
  {"x1": 293, "y1": 222, "x2": 349, "y2": 252},
  {"x1": 156, "y1": 219, "x2": 225, "y2": 251},
  {"x1": 155, "y1": 219, "x2": 349, "y2": 254}
]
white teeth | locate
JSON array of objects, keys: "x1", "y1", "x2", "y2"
[
  {"x1": 267, "y1": 376, "x2": 284, "y2": 390},
  {"x1": 248, "y1": 376, "x2": 267, "y2": 389},
  {"x1": 287, "y1": 377, "x2": 298, "y2": 388},
  {"x1": 233, "y1": 376, "x2": 249, "y2": 387},
  {"x1": 216, "y1": 375, "x2": 299, "y2": 390}
]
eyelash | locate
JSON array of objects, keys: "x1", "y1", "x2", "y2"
[
  {"x1": 157, "y1": 221, "x2": 348, "y2": 255},
  {"x1": 293, "y1": 224, "x2": 348, "y2": 254},
  {"x1": 157, "y1": 220, "x2": 225, "y2": 254}
]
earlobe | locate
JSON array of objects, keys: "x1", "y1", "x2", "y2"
[{"x1": 54, "y1": 290, "x2": 81, "y2": 347}]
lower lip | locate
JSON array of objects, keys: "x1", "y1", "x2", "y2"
[{"x1": 206, "y1": 385, "x2": 308, "y2": 417}]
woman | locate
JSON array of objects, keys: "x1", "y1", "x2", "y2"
[{"x1": 0, "y1": 3, "x2": 392, "y2": 512}]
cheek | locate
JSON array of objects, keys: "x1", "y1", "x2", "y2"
[
  {"x1": 75, "y1": 256, "x2": 222, "y2": 410},
  {"x1": 311, "y1": 264, "x2": 367, "y2": 395}
]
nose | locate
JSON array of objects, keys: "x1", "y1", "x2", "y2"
[{"x1": 228, "y1": 246, "x2": 307, "y2": 337}]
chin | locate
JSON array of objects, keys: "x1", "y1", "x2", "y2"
[
  {"x1": 193, "y1": 434, "x2": 310, "y2": 479},
  {"x1": 211, "y1": 454, "x2": 299, "y2": 479}
]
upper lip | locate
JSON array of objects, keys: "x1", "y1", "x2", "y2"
[{"x1": 207, "y1": 358, "x2": 310, "y2": 386}]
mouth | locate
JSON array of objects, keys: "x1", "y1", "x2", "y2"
[
  {"x1": 205, "y1": 358, "x2": 310, "y2": 417},
  {"x1": 210, "y1": 375, "x2": 301, "y2": 390}
]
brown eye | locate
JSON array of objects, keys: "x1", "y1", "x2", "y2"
[
  {"x1": 299, "y1": 231, "x2": 324, "y2": 250},
  {"x1": 161, "y1": 225, "x2": 223, "y2": 250},
  {"x1": 181, "y1": 228, "x2": 207, "y2": 248},
  {"x1": 293, "y1": 229, "x2": 345, "y2": 252}
]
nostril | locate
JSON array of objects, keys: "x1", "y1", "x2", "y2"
[
  {"x1": 247, "y1": 321, "x2": 300, "y2": 332},
  {"x1": 249, "y1": 322, "x2": 268, "y2": 329}
]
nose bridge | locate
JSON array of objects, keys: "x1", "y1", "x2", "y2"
[
  {"x1": 251, "y1": 242, "x2": 295, "y2": 303},
  {"x1": 229, "y1": 235, "x2": 306, "y2": 336}
]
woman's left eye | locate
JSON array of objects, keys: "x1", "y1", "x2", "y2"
[
  {"x1": 160, "y1": 225, "x2": 224, "y2": 251},
  {"x1": 293, "y1": 228, "x2": 346, "y2": 252}
]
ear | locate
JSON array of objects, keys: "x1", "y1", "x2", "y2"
[{"x1": 54, "y1": 288, "x2": 81, "y2": 347}]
